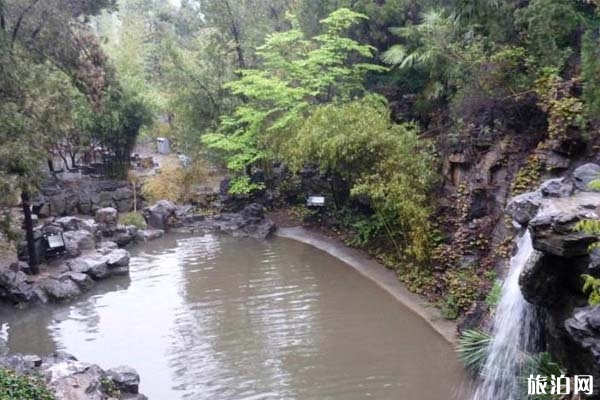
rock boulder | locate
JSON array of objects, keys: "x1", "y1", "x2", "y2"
[
  {"x1": 529, "y1": 192, "x2": 600, "y2": 257},
  {"x1": 38, "y1": 276, "x2": 81, "y2": 301},
  {"x1": 0, "y1": 353, "x2": 147, "y2": 400},
  {"x1": 143, "y1": 200, "x2": 177, "y2": 230},
  {"x1": 63, "y1": 230, "x2": 96, "y2": 257},
  {"x1": 506, "y1": 191, "x2": 542, "y2": 225},
  {"x1": 210, "y1": 203, "x2": 276, "y2": 239},
  {"x1": 67, "y1": 257, "x2": 109, "y2": 280},
  {"x1": 574, "y1": 163, "x2": 600, "y2": 191},
  {"x1": 564, "y1": 306, "x2": 600, "y2": 394},
  {"x1": 95, "y1": 207, "x2": 118, "y2": 227},
  {"x1": 106, "y1": 365, "x2": 141, "y2": 394}
]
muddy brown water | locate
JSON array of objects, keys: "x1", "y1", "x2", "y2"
[{"x1": 0, "y1": 234, "x2": 469, "y2": 399}]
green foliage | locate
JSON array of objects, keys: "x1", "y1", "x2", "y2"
[
  {"x1": 228, "y1": 176, "x2": 265, "y2": 196},
  {"x1": 0, "y1": 369, "x2": 54, "y2": 400},
  {"x1": 87, "y1": 88, "x2": 153, "y2": 177},
  {"x1": 457, "y1": 329, "x2": 492, "y2": 374},
  {"x1": 515, "y1": 0, "x2": 588, "y2": 69},
  {"x1": 512, "y1": 152, "x2": 545, "y2": 195},
  {"x1": 485, "y1": 280, "x2": 502, "y2": 308},
  {"x1": 581, "y1": 274, "x2": 600, "y2": 305},
  {"x1": 574, "y1": 219, "x2": 600, "y2": 236},
  {"x1": 573, "y1": 194, "x2": 600, "y2": 253},
  {"x1": 287, "y1": 96, "x2": 437, "y2": 262},
  {"x1": 458, "y1": 330, "x2": 566, "y2": 396},
  {"x1": 348, "y1": 215, "x2": 383, "y2": 247},
  {"x1": 521, "y1": 352, "x2": 566, "y2": 400},
  {"x1": 382, "y1": 9, "x2": 460, "y2": 69},
  {"x1": 573, "y1": 181, "x2": 600, "y2": 306},
  {"x1": 100, "y1": 377, "x2": 120, "y2": 398},
  {"x1": 0, "y1": 0, "x2": 120, "y2": 243},
  {"x1": 398, "y1": 266, "x2": 435, "y2": 296},
  {"x1": 203, "y1": 8, "x2": 386, "y2": 193},
  {"x1": 582, "y1": 29, "x2": 600, "y2": 119},
  {"x1": 335, "y1": 209, "x2": 384, "y2": 247},
  {"x1": 534, "y1": 70, "x2": 586, "y2": 141},
  {"x1": 382, "y1": 9, "x2": 466, "y2": 100},
  {"x1": 442, "y1": 268, "x2": 485, "y2": 318},
  {"x1": 119, "y1": 212, "x2": 147, "y2": 229}
]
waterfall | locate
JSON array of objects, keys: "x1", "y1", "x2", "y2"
[{"x1": 472, "y1": 230, "x2": 540, "y2": 400}]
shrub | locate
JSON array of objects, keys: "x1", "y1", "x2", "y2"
[
  {"x1": 0, "y1": 369, "x2": 54, "y2": 400},
  {"x1": 512, "y1": 151, "x2": 545, "y2": 195},
  {"x1": 457, "y1": 329, "x2": 492, "y2": 374},
  {"x1": 142, "y1": 157, "x2": 208, "y2": 203},
  {"x1": 485, "y1": 280, "x2": 502, "y2": 309},
  {"x1": 119, "y1": 212, "x2": 147, "y2": 229},
  {"x1": 581, "y1": 274, "x2": 600, "y2": 306},
  {"x1": 442, "y1": 268, "x2": 485, "y2": 318},
  {"x1": 534, "y1": 71, "x2": 586, "y2": 142},
  {"x1": 521, "y1": 353, "x2": 566, "y2": 400},
  {"x1": 286, "y1": 96, "x2": 437, "y2": 262},
  {"x1": 582, "y1": 29, "x2": 600, "y2": 119}
]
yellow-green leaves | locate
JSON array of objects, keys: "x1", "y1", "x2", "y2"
[
  {"x1": 582, "y1": 274, "x2": 600, "y2": 305},
  {"x1": 285, "y1": 96, "x2": 437, "y2": 262},
  {"x1": 203, "y1": 8, "x2": 386, "y2": 194}
]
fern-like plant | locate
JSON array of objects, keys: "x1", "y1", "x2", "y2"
[
  {"x1": 520, "y1": 352, "x2": 566, "y2": 400},
  {"x1": 581, "y1": 274, "x2": 600, "y2": 306},
  {"x1": 573, "y1": 178, "x2": 600, "y2": 306}
]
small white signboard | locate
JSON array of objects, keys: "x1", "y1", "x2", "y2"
[{"x1": 307, "y1": 196, "x2": 325, "y2": 207}]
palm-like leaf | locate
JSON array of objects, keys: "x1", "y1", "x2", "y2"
[
  {"x1": 381, "y1": 45, "x2": 407, "y2": 65},
  {"x1": 457, "y1": 329, "x2": 492, "y2": 374}
]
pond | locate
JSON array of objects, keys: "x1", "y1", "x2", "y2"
[{"x1": 0, "y1": 234, "x2": 468, "y2": 399}]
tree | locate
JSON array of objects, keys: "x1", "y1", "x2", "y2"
[
  {"x1": 87, "y1": 87, "x2": 152, "y2": 177},
  {"x1": 381, "y1": 9, "x2": 469, "y2": 101},
  {"x1": 582, "y1": 28, "x2": 600, "y2": 119},
  {"x1": 515, "y1": 0, "x2": 590, "y2": 69},
  {"x1": 286, "y1": 96, "x2": 437, "y2": 262},
  {"x1": 0, "y1": 0, "x2": 120, "y2": 270},
  {"x1": 202, "y1": 8, "x2": 386, "y2": 194}
]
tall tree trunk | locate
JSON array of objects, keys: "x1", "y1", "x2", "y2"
[
  {"x1": 69, "y1": 151, "x2": 77, "y2": 169},
  {"x1": 57, "y1": 149, "x2": 69, "y2": 170},
  {"x1": 21, "y1": 191, "x2": 39, "y2": 273},
  {"x1": 132, "y1": 181, "x2": 137, "y2": 212},
  {"x1": 223, "y1": 0, "x2": 246, "y2": 69}
]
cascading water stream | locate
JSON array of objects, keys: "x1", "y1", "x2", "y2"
[{"x1": 472, "y1": 230, "x2": 540, "y2": 400}]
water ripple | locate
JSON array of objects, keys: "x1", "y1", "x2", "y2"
[{"x1": 0, "y1": 234, "x2": 467, "y2": 400}]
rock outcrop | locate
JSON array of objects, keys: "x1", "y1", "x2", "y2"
[
  {"x1": 0, "y1": 238, "x2": 132, "y2": 305},
  {"x1": 142, "y1": 200, "x2": 177, "y2": 230},
  {"x1": 164, "y1": 202, "x2": 276, "y2": 239},
  {"x1": 34, "y1": 178, "x2": 140, "y2": 217},
  {"x1": 2, "y1": 210, "x2": 142, "y2": 306},
  {"x1": 565, "y1": 305, "x2": 600, "y2": 386},
  {"x1": 508, "y1": 164, "x2": 600, "y2": 393},
  {"x1": 0, "y1": 353, "x2": 146, "y2": 400}
]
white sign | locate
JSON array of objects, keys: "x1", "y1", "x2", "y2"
[{"x1": 307, "y1": 196, "x2": 325, "y2": 206}]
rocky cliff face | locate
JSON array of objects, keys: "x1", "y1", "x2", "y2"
[{"x1": 508, "y1": 164, "x2": 600, "y2": 391}]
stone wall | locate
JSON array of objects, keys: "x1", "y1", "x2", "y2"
[{"x1": 34, "y1": 177, "x2": 141, "y2": 217}]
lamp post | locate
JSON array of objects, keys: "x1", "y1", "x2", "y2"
[{"x1": 21, "y1": 190, "x2": 39, "y2": 274}]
